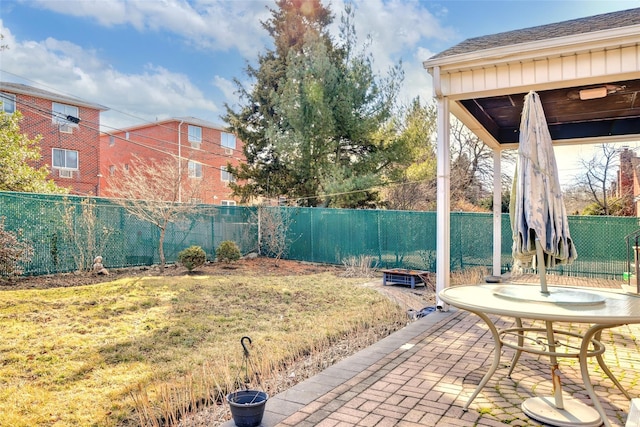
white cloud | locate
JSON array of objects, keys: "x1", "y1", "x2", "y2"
[
  {"x1": 326, "y1": 0, "x2": 453, "y2": 106},
  {"x1": 27, "y1": 0, "x2": 133, "y2": 27},
  {"x1": 397, "y1": 47, "x2": 436, "y2": 107},
  {"x1": 330, "y1": 0, "x2": 455, "y2": 61},
  {"x1": 25, "y1": 0, "x2": 452, "y2": 68},
  {"x1": 352, "y1": 0, "x2": 454, "y2": 53},
  {"x1": 0, "y1": 21, "x2": 219, "y2": 130},
  {"x1": 0, "y1": 0, "x2": 452, "y2": 130},
  {"x1": 29, "y1": 0, "x2": 273, "y2": 57},
  {"x1": 212, "y1": 75, "x2": 237, "y2": 106}
]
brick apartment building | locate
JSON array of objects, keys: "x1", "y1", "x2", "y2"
[
  {"x1": 617, "y1": 146, "x2": 640, "y2": 216},
  {"x1": 99, "y1": 117, "x2": 244, "y2": 205},
  {"x1": 0, "y1": 82, "x2": 107, "y2": 195}
]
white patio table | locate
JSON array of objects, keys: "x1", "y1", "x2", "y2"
[{"x1": 439, "y1": 283, "x2": 640, "y2": 427}]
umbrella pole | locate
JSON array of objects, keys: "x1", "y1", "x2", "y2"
[
  {"x1": 545, "y1": 320, "x2": 564, "y2": 410},
  {"x1": 536, "y1": 239, "x2": 563, "y2": 407},
  {"x1": 536, "y1": 240, "x2": 566, "y2": 406},
  {"x1": 535, "y1": 239, "x2": 549, "y2": 295}
]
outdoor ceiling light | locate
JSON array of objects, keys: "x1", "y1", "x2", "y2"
[
  {"x1": 579, "y1": 87, "x2": 608, "y2": 100},
  {"x1": 578, "y1": 84, "x2": 625, "y2": 100}
]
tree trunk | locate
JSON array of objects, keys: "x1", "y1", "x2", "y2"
[{"x1": 158, "y1": 226, "x2": 166, "y2": 271}]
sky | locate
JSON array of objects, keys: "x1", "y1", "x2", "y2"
[{"x1": 1, "y1": 0, "x2": 640, "y2": 187}]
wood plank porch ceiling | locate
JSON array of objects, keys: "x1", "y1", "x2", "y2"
[{"x1": 461, "y1": 78, "x2": 640, "y2": 144}]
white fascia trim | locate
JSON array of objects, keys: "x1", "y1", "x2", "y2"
[{"x1": 423, "y1": 25, "x2": 640, "y2": 72}]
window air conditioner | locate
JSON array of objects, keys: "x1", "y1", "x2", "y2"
[
  {"x1": 59, "y1": 169, "x2": 73, "y2": 178},
  {"x1": 59, "y1": 124, "x2": 73, "y2": 133}
]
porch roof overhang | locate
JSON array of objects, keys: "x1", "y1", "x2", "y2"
[
  {"x1": 422, "y1": 9, "x2": 640, "y2": 150},
  {"x1": 424, "y1": 8, "x2": 640, "y2": 303}
]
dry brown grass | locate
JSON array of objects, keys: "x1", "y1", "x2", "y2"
[
  {"x1": 341, "y1": 255, "x2": 378, "y2": 278},
  {"x1": 450, "y1": 266, "x2": 489, "y2": 286},
  {"x1": 0, "y1": 269, "x2": 407, "y2": 427}
]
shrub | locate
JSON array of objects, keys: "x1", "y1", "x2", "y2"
[
  {"x1": 216, "y1": 241, "x2": 241, "y2": 264},
  {"x1": 178, "y1": 245, "x2": 206, "y2": 272},
  {"x1": 255, "y1": 206, "x2": 295, "y2": 266},
  {"x1": 0, "y1": 217, "x2": 34, "y2": 277},
  {"x1": 341, "y1": 255, "x2": 377, "y2": 278}
]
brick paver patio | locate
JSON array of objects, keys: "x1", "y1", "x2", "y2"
[{"x1": 223, "y1": 276, "x2": 640, "y2": 427}]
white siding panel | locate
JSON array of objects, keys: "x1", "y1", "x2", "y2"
[
  {"x1": 446, "y1": 73, "x2": 461, "y2": 95},
  {"x1": 534, "y1": 59, "x2": 549, "y2": 83},
  {"x1": 434, "y1": 45, "x2": 638, "y2": 98},
  {"x1": 484, "y1": 67, "x2": 499, "y2": 90},
  {"x1": 591, "y1": 50, "x2": 606, "y2": 76},
  {"x1": 548, "y1": 57, "x2": 564, "y2": 81},
  {"x1": 605, "y1": 49, "x2": 622, "y2": 75},
  {"x1": 509, "y1": 63, "x2": 523, "y2": 87},
  {"x1": 576, "y1": 52, "x2": 593, "y2": 78},
  {"x1": 472, "y1": 69, "x2": 485, "y2": 91},
  {"x1": 620, "y1": 45, "x2": 639, "y2": 73},
  {"x1": 461, "y1": 70, "x2": 475, "y2": 92},
  {"x1": 496, "y1": 65, "x2": 510, "y2": 88},
  {"x1": 561, "y1": 55, "x2": 578, "y2": 80},
  {"x1": 521, "y1": 61, "x2": 536, "y2": 85}
]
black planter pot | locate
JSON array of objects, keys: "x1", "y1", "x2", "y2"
[{"x1": 227, "y1": 390, "x2": 269, "y2": 427}]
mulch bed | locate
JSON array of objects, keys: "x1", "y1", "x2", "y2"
[{"x1": 0, "y1": 257, "x2": 343, "y2": 290}]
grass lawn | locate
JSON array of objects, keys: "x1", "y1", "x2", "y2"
[{"x1": 0, "y1": 270, "x2": 406, "y2": 426}]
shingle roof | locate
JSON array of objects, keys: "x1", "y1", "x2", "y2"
[
  {"x1": 0, "y1": 81, "x2": 108, "y2": 110},
  {"x1": 430, "y1": 7, "x2": 640, "y2": 60},
  {"x1": 105, "y1": 116, "x2": 228, "y2": 134},
  {"x1": 171, "y1": 116, "x2": 227, "y2": 131}
]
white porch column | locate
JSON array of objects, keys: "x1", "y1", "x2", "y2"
[
  {"x1": 435, "y1": 95, "x2": 451, "y2": 310},
  {"x1": 492, "y1": 149, "x2": 502, "y2": 276}
]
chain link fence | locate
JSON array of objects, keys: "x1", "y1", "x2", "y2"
[
  {"x1": 2, "y1": 191, "x2": 639, "y2": 279},
  {"x1": 1, "y1": 192, "x2": 257, "y2": 275}
]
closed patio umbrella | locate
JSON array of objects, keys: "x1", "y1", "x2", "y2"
[
  {"x1": 510, "y1": 90, "x2": 577, "y2": 292},
  {"x1": 509, "y1": 91, "x2": 602, "y2": 426}
]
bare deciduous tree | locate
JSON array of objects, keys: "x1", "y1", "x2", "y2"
[
  {"x1": 574, "y1": 144, "x2": 623, "y2": 215},
  {"x1": 450, "y1": 119, "x2": 498, "y2": 206},
  {"x1": 386, "y1": 180, "x2": 437, "y2": 211},
  {"x1": 59, "y1": 197, "x2": 116, "y2": 272},
  {"x1": 563, "y1": 184, "x2": 595, "y2": 216},
  {"x1": 0, "y1": 217, "x2": 33, "y2": 277},
  {"x1": 450, "y1": 119, "x2": 518, "y2": 211},
  {"x1": 255, "y1": 206, "x2": 297, "y2": 266},
  {"x1": 106, "y1": 155, "x2": 203, "y2": 270},
  {"x1": 384, "y1": 99, "x2": 517, "y2": 212}
]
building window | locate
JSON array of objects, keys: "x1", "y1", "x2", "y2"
[
  {"x1": 221, "y1": 166, "x2": 235, "y2": 182},
  {"x1": 188, "y1": 161, "x2": 203, "y2": 178},
  {"x1": 125, "y1": 132, "x2": 130, "y2": 140},
  {"x1": 190, "y1": 198, "x2": 203, "y2": 204},
  {"x1": 221, "y1": 200, "x2": 236, "y2": 206},
  {"x1": 109, "y1": 135, "x2": 115, "y2": 146},
  {"x1": 188, "y1": 125, "x2": 202, "y2": 148},
  {"x1": 52, "y1": 102, "x2": 79, "y2": 132},
  {"x1": 52, "y1": 148, "x2": 78, "y2": 170},
  {"x1": 109, "y1": 165, "x2": 116, "y2": 176},
  {"x1": 0, "y1": 93, "x2": 16, "y2": 114},
  {"x1": 221, "y1": 132, "x2": 236, "y2": 150}
]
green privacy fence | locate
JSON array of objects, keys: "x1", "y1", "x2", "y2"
[
  {"x1": 0, "y1": 192, "x2": 257, "y2": 275},
  {"x1": 285, "y1": 208, "x2": 640, "y2": 279},
  {"x1": 2, "y1": 191, "x2": 640, "y2": 279}
]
